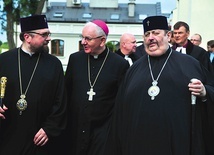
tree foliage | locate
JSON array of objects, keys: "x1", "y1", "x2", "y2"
[
  {"x1": 1, "y1": 0, "x2": 46, "y2": 49},
  {"x1": 106, "y1": 41, "x2": 120, "y2": 52}
]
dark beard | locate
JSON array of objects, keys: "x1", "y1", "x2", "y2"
[
  {"x1": 30, "y1": 45, "x2": 49, "y2": 53},
  {"x1": 43, "y1": 45, "x2": 49, "y2": 53}
]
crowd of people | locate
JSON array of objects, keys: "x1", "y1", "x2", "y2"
[{"x1": 0, "y1": 14, "x2": 214, "y2": 155}]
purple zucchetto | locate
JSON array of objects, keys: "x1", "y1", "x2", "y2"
[
  {"x1": 92, "y1": 20, "x2": 109, "y2": 36},
  {"x1": 143, "y1": 16, "x2": 169, "y2": 33},
  {"x1": 20, "y1": 15, "x2": 48, "y2": 32}
]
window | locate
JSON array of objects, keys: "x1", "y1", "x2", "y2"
[
  {"x1": 110, "y1": 14, "x2": 120, "y2": 20},
  {"x1": 53, "y1": 12, "x2": 63, "y2": 18},
  {"x1": 51, "y1": 39, "x2": 64, "y2": 56},
  {"x1": 79, "y1": 40, "x2": 84, "y2": 51},
  {"x1": 82, "y1": 13, "x2": 92, "y2": 19}
]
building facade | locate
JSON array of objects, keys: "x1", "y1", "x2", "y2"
[{"x1": 15, "y1": 0, "x2": 170, "y2": 70}]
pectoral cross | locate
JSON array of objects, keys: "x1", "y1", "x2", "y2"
[{"x1": 87, "y1": 88, "x2": 96, "y2": 101}]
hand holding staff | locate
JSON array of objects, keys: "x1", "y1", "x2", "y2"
[{"x1": 0, "y1": 77, "x2": 7, "y2": 107}]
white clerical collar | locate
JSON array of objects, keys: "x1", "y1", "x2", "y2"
[
  {"x1": 124, "y1": 55, "x2": 133, "y2": 66},
  {"x1": 93, "y1": 55, "x2": 99, "y2": 59},
  {"x1": 175, "y1": 47, "x2": 186, "y2": 54},
  {"x1": 21, "y1": 48, "x2": 35, "y2": 56}
]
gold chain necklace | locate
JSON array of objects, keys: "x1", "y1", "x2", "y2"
[
  {"x1": 17, "y1": 48, "x2": 41, "y2": 115},
  {"x1": 147, "y1": 49, "x2": 172, "y2": 100},
  {"x1": 87, "y1": 48, "x2": 109, "y2": 101}
]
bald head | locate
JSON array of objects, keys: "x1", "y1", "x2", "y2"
[{"x1": 120, "y1": 33, "x2": 137, "y2": 55}]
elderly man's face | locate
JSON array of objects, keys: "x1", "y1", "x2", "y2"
[
  {"x1": 190, "y1": 34, "x2": 201, "y2": 46},
  {"x1": 143, "y1": 29, "x2": 170, "y2": 56},
  {"x1": 81, "y1": 24, "x2": 106, "y2": 55}
]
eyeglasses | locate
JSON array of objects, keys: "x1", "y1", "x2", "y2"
[
  {"x1": 29, "y1": 32, "x2": 51, "y2": 38},
  {"x1": 79, "y1": 35, "x2": 103, "y2": 42},
  {"x1": 190, "y1": 39, "x2": 200, "y2": 42}
]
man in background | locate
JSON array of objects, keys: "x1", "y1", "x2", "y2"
[
  {"x1": 115, "y1": 33, "x2": 139, "y2": 66},
  {"x1": 190, "y1": 33, "x2": 202, "y2": 46},
  {"x1": 207, "y1": 40, "x2": 214, "y2": 71},
  {"x1": 207, "y1": 40, "x2": 214, "y2": 52},
  {"x1": 172, "y1": 21, "x2": 213, "y2": 74}
]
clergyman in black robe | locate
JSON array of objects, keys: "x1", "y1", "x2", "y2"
[
  {"x1": 62, "y1": 20, "x2": 129, "y2": 155},
  {"x1": 104, "y1": 16, "x2": 214, "y2": 155},
  {"x1": 0, "y1": 15, "x2": 67, "y2": 155},
  {"x1": 172, "y1": 21, "x2": 214, "y2": 75}
]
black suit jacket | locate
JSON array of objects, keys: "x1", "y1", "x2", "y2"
[
  {"x1": 206, "y1": 51, "x2": 214, "y2": 72},
  {"x1": 115, "y1": 49, "x2": 140, "y2": 63},
  {"x1": 172, "y1": 40, "x2": 214, "y2": 74}
]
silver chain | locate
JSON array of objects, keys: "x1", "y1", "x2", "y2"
[
  {"x1": 88, "y1": 48, "x2": 109, "y2": 88},
  {"x1": 148, "y1": 49, "x2": 172, "y2": 83}
]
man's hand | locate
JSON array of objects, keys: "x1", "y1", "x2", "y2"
[
  {"x1": 188, "y1": 79, "x2": 206, "y2": 97},
  {"x1": 0, "y1": 105, "x2": 8, "y2": 119},
  {"x1": 34, "y1": 128, "x2": 49, "y2": 146}
]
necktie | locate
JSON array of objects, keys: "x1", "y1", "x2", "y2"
[
  {"x1": 124, "y1": 55, "x2": 133, "y2": 66},
  {"x1": 210, "y1": 53, "x2": 214, "y2": 63}
]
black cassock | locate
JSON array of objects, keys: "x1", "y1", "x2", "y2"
[
  {"x1": 0, "y1": 48, "x2": 67, "y2": 155},
  {"x1": 63, "y1": 48, "x2": 129, "y2": 155},
  {"x1": 105, "y1": 49, "x2": 214, "y2": 155}
]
